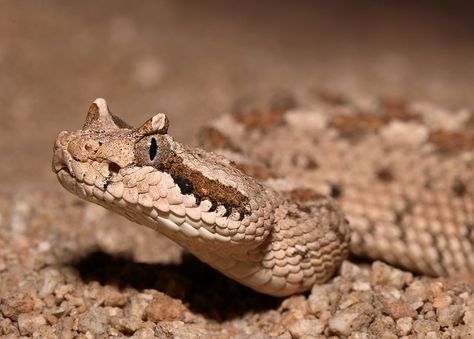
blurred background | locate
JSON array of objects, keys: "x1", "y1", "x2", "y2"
[{"x1": 1, "y1": 1, "x2": 473, "y2": 192}]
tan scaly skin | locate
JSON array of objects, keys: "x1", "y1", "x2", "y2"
[
  {"x1": 52, "y1": 99, "x2": 350, "y2": 297},
  {"x1": 201, "y1": 93, "x2": 474, "y2": 282}
]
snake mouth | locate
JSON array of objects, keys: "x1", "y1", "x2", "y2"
[
  {"x1": 54, "y1": 164, "x2": 71, "y2": 177},
  {"x1": 52, "y1": 157, "x2": 65, "y2": 175},
  {"x1": 53, "y1": 150, "x2": 126, "y2": 207},
  {"x1": 52, "y1": 151, "x2": 82, "y2": 192},
  {"x1": 52, "y1": 146, "x2": 106, "y2": 202},
  {"x1": 52, "y1": 155, "x2": 79, "y2": 196},
  {"x1": 55, "y1": 164, "x2": 110, "y2": 205},
  {"x1": 56, "y1": 167, "x2": 71, "y2": 178},
  {"x1": 55, "y1": 167, "x2": 84, "y2": 198}
]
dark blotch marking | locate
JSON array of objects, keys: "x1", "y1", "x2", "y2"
[
  {"x1": 329, "y1": 113, "x2": 385, "y2": 139},
  {"x1": 297, "y1": 204, "x2": 312, "y2": 215},
  {"x1": 394, "y1": 212, "x2": 404, "y2": 224},
  {"x1": 328, "y1": 100, "x2": 419, "y2": 140},
  {"x1": 329, "y1": 183, "x2": 342, "y2": 198},
  {"x1": 376, "y1": 168, "x2": 395, "y2": 182},
  {"x1": 423, "y1": 179, "x2": 432, "y2": 190},
  {"x1": 287, "y1": 211, "x2": 300, "y2": 219},
  {"x1": 103, "y1": 177, "x2": 111, "y2": 190},
  {"x1": 290, "y1": 246, "x2": 310, "y2": 260},
  {"x1": 194, "y1": 196, "x2": 201, "y2": 206},
  {"x1": 305, "y1": 158, "x2": 319, "y2": 170},
  {"x1": 288, "y1": 189, "x2": 326, "y2": 202},
  {"x1": 222, "y1": 203, "x2": 232, "y2": 217},
  {"x1": 297, "y1": 249, "x2": 310, "y2": 260},
  {"x1": 231, "y1": 91, "x2": 296, "y2": 130},
  {"x1": 208, "y1": 200, "x2": 218, "y2": 212},
  {"x1": 172, "y1": 176, "x2": 194, "y2": 195},
  {"x1": 108, "y1": 162, "x2": 120, "y2": 174},
  {"x1": 429, "y1": 130, "x2": 474, "y2": 153},
  {"x1": 105, "y1": 164, "x2": 121, "y2": 190},
  {"x1": 452, "y1": 178, "x2": 467, "y2": 197},
  {"x1": 314, "y1": 90, "x2": 347, "y2": 105},
  {"x1": 149, "y1": 137, "x2": 158, "y2": 161},
  {"x1": 234, "y1": 109, "x2": 285, "y2": 130},
  {"x1": 285, "y1": 189, "x2": 328, "y2": 220}
]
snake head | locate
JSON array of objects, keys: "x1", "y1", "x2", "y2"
[
  {"x1": 52, "y1": 98, "x2": 173, "y2": 201},
  {"x1": 52, "y1": 98, "x2": 269, "y2": 245}
]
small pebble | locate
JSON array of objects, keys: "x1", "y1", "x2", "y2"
[
  {"x1": 383, "y1": 302, "x2": 417, "y2": 319},
  {"x1": 77, "y1": 307, "x2": 109, "y2": 336},
  {"x1": 463, "y1": 304, "x2": 474, "y2": 326},
  {"x1": 328, "y1": 303, "x2": 374, "y2": 336},
  {"x1": 353, "y1": 281, "x2": 371, "y2": 291},
  {"x1": 396, "y1": 317, "x2": 413, "y2": 336},
  {"x1": 308, "y1": 285, "x2": 331, "y2": 314},
  {"x1": 437, "y1": 304, "x2": 463, "y2": 327},
  {"x1": 101, "y1": 286, "x2": 128, "y2": 307},
  {"x1": 0, "y1": 294, "x2": 35, "y2": 321},
  {"x1": 145, "y1": 293, "x2": 186, "y2": 322},
  {"x1": 131, "y1": 328, "x2": 155, "y2": 339},
  {"x1": 17, "y1": 313, "x2": 47, "y2": 336},
  {"x1": 371, "y1": 262, "x2": 413, "y2": 289},
  {"x1": 412, "y1": 319, "x2": 440, "y2": 335},
  {"x1": 287, "y1": 318, "x2": 324, "y2": 337}
]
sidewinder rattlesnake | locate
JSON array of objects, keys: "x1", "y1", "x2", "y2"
[{"x1": 52, "y1": 94, "x2": 474, "y2": 296}]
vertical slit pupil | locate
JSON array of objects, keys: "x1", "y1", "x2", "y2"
[{"x1": 149, "y1": 137, "x2": 158, "y2": 161}]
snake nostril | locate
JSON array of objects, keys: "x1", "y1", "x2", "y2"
[
  {"x1": 109, "y1": 162, "x2": 120, "y2": 174},
  {"x1": 84, "y1": 140, "x2": 100, "y2": 154}
]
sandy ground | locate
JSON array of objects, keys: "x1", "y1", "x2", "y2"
[{"x1": 1, "y1": 1, "x2": 474, "y2": 337}]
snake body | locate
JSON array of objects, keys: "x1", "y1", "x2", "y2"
[{"x1": 52, "y1": 97, "x2": 474, "y2": 296}]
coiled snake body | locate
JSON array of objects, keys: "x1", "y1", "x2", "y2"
[{"x1": 52, "y1": 97, "x2": 474, "y2": 296}]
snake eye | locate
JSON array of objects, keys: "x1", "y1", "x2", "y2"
[{"x1": 149, "y1": 137, "x2": 158, "y2": 161}]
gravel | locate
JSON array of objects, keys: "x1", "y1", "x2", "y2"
[{"x1": 1, "y1": 191, "x2": 474, "y2": 337}]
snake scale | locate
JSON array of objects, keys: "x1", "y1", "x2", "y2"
[{"x1": 52, "y1": 95, "x2": 474, "y2": 297}]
